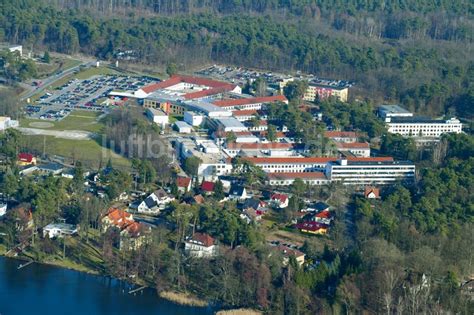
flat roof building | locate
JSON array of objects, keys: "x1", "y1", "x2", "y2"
[
  {"x1": 325, "y1": 158, "x2": 415, "y2": 185},
  {"x1": 378, "y1": 105, "x2": 413, "y2": 119},
  {"x1": 385, "y1": 117, "x2": 462, "y2": 138}
]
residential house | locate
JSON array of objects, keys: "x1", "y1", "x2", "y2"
[
  {"x1": 310, "y1": 210, "x2": 333, "y2": 226},
  {"x1": 43, "y1": 223, "x2": 78, "y2": 238},
  {"x1": 270, "y1": 193, "x2": 289, "y2": 209},
  {"x1": 240, "y1": 198, "x2": 268, "y2": 223},
  {"x1": 200, "y1": 181, "x2": 215, "y2": 195},
  {"x1": 132, "y1": 189, "x2": 175, "y2": 214},
  {"x1": 364, "y1": 186, "x2": 380, "y2": 199},
  {"x1": 176, "y1": 177, "x2": 192, "y2": 193},
  {"x1": 17, "y1": 153, "x2": 37, "y2": 166},
  {"x1": 277, "y1": 245, "x2": 305, "y2": 266},
  {"x1": 296, "y1": 221, "x2": 329, "y2": 235},
  {"x1": 119, "y1": 221, "x2": 151, "y2": 250},
  {"x1": 228, "y1": 184, "x2": 248, "y2": 200},
  {"x1": 184, "y1": 232, "x2": 218, "y2": 258},
  {"x1": 101, "y1": 208, "x2": 134, "y2": 232}
]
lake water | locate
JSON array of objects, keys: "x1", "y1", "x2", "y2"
[{"x1": 0, "y1": 257, "x2": 215, "y2": 315}]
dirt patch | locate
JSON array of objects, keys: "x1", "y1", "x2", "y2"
[{"x1": 29, "y1": 122, "x2": 54, "y2": 128}]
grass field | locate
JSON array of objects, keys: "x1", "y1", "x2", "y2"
[
  {"x1": 22, "y1": 135, "x2": 131, "y2": 169},
  {"x1": 20, "y1": 110, "x2": 104, "y2": 133}
]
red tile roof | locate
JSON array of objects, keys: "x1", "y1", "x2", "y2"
[
  {"x1": 190, "y1": 232, "x2": 215, "y2": 247},
  {"x1": 276, "y1": 245, "x2": 305, "y2": 258},
  {"x1": 364, "y1": 186, "x2": 380, "y2": 198},
  {"x1": 141, "y1": 75, "x2": 236, "y2": 96},
  {"x1": 257, "y1": 131, "x2": 287, "y2": 138},
  {"x1": 243, "y1": 156, "x2": 392, "y2": 165},
  {"x1": 242, "y1": 157, "x2": 338, "y2": 164},
  {"x1": 267, "y1": 172, "x2": 327, "y2": 180},
  {"x1": 213, "y1": 95, "x2": 287, "y2": 107},
  {"x1": 124, "y1": 221, "x2": 147, "y2": 238},
  {"x1": 324, "y1": 131, "x2": 358, "y2": 138},
  {"x1": 201, "y1": 181, "x2": 215, "y2": 192},
  {"x1": 105, "y1": 208, "x2": 134, "y2": 229},
  {"x1": 271, "y1": 193, "x2": 288, "y2": 203},
  {"x1": 315, "y1": 210, "x2": 332, "y2": 219},
  {"x1": 232, "y1": 109, "x2": 258, "y2": 116},
  {"x1": 176, "y1": 177, "x2": 191, "y2": 188},
  {"x1": 296, "y1": 221, "x2": 328, "y2": 232},
  {"x1": 18, "y1": 153, "x2": 34, "y2": 163}
]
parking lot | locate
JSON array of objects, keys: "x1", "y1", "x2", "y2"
[{"x1": 26, "y1": 75, "x2": 159, "y2": 121}]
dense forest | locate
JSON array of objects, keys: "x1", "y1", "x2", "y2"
[{"x1": 1, "y1": 0, "x2": 472, "y2": 117}]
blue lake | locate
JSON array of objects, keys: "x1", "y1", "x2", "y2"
[{"x1": 0, "y1": 257, "x2": 215, "y2": 315}]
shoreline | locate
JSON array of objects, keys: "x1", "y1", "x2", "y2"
[{"x1": 2, "y1": 252, "x2": 210, "y2": 308}]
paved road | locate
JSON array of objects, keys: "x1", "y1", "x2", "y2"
[
  {"x1": 16, "y1": 127, "x2": 94, "y2": 140},
  {"x1": 20, "y1": 61, "x2": 96, "y2": 101}
]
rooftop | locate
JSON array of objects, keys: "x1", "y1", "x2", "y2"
[
  {"x1": 213, "y1": 95, "x2": 287, "y2": 107},
  {"x1": 378, "y1": 104, "x2": 412, "y2": 115}
]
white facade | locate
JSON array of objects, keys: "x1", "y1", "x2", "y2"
[
  {"x1": 386, "y1": 117, "x2": 462, "y2": 138},
  {"x1": 184, "y1": 240, "x2": 217, "y2": 258},
  {"x1": 174, "y1": 121, "x2": 192, "y2": 133},
  {"x1": 146, "y1": 108, "x2": 169, "y2": 127},
  {"x1": 43, "y1": 223, "x2": 78, "y2": 238},
  {"x1": 184, "y1": 111, "x2": 204, "y2": 126},
  {"x1": 0, "y1": 116, "x2": 19, "y2": 131},
  {"x1": 267, "y1": 173, "x2": 330, "y2": 186},
  {"x1": 243, "y1": 158, "x2": 333, "y2": 173},
  {"x1": 0, "y1": 203, "x2": 7, "y2": 217},
  {"x1": 325, "y1": 159, "x2": 416, "y2": 185}
]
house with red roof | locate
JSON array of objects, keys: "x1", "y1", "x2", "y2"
[
  {"x1": 184, "y1": 232, "x2": 218, "y2": 257},
  {"x1": 336, "y1": 142, "x2": 370, "y2": 157},
  {"x1": 200, "y1": 181, "x2": 215, "y2": 195},
  {"x1": 176, "y1": 176, "x2": 192, "y2": 193},
  {"x1": 270, "y1": 193, "x2": 289, "y2": 209},
  {"x1": 364, "y1": 186, "x2": 380, "y2": 199},
  {"x1": 120, "y1": 221, "x2": 151, "y2": 250},
  {"x1": 101, "y1": 208, "x2": 134, "y2": 232},
  {"x1": 17, "y1": 153, "x2": 36, "y2": 166},
  {"x1": 276, "y1": 245, "x2": 306, "y2": 266},
  {"x1": 324, "y1": 131, "x2": 358, "y2": 143},
  {"x1": 296, "y1": 221, "x2": 329, "y2": 235}
]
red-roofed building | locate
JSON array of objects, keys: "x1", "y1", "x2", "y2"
[
  {"x1": 276, "y1": 245, "x2": 306, "y2": 266},
  {"x1": 139, "y1": 75, "x2": 241, "y2": 100},
  {"x1": 120, "y1": 221, "x2": 151, "y2": 250},
  {"x1": 296, "y1": 221, "x2": 329, "y2": 235},
  {"x1": 176, "y1": 176, "x2": 192, "y2": 193},
  {"x1": 200, "y1": 181, "x2": 215, "y2": 194},
  {"x1": 364, "y1": 186, "x2": 380, "y2": 199},
  {"x1": 213, "y1": 95, "x2": 288, "y2": 110},
  {"x1": 101, "y1": 208, "x2": 134, "y2": 231},
  {"x1": 185, "y1": 232, "x2": 217, "y2": 257},
  {"x1": 17, "y1": 153, "x2": 36, "y2": 166},
  {"x1": 324, "y1": 131, "x2": 358, "y2": 143},
  {"x1": 336, "y1": 142, "x2": 370, "y2": 157},
  {"x1": 270, "y1": 193, "x2": 289, "y2": 209}
]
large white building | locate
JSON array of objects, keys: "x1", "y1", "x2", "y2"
[
  {"x1": 176, "y1": 137, "x2": 233, "y2": 180},
  {"x1": 241, "y1": 157, "x2": 337, "y2": 173},
  {"x1": 266, "y1": 172, "x2": 330, "y2": 186},
  {"x1": 386, "y1": 117, "x2": 462, "y2": 138},
  {"x1": 184, "y1": 111, "x2": 204, "y2": 126},
  {"x1": 336, "y1": 142, "x2": 370, "y2": 157},
  {"x1": 0, "y1": 116, "x2": 19, "y2": 131},
  {"x1": 325, "y1": 158, "x2": 415, "y2": 185}
]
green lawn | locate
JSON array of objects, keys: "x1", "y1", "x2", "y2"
[
  {"x1": 20, "y1": 110, "x2": 104, "y2": 133},
  {"x1": 22, "y1": 135, "x2": 131, "y2": 170}
]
